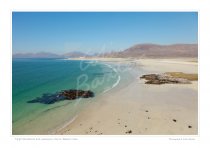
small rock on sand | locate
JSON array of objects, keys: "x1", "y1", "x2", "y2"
[
  {"x1": 125, "y1": 130, "x2": 132, "y2": 134},
  {"x1": 173, "y1": 119, "x2": 177, "y2": 122}
]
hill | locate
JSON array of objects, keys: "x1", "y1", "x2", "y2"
[{"x1": 100, "y1": 44, "x2": 198, "y2": 58}]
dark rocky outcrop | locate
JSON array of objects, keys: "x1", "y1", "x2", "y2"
[
  {"x1": 60, "y1": 90, "x2": 94, "y2": 100},
  {"x1": 27, "y1": 89, "x2": 94, "y2": 104},
  {"x1": 140, "y1": 73, "x2": 192, "y2": 84}
]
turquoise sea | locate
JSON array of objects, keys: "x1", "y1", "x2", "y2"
[{"x1": 12, "y1": 58, "x2": 139, "y2": 134}]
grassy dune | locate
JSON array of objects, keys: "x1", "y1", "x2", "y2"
[{"x1": 165, "y1": 72, "x2": 198, "y2": 81}]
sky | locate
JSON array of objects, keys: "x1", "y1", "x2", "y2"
[{"x1": 12, "y1": 12, "x2": 198, "y2": 54}]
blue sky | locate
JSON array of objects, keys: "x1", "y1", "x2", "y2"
[{"x1": 12, "y1": 12, "x2": 198, "y2": 54}]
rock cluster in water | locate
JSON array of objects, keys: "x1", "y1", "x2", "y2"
[
  {"x1": 60, "y1": 90, "x2": 94, "y2": 100},
  {"x1": 140, "y1": 73, "x2": 191, "y2": 84},
  {"x1": 27, "y1": 89, "x2": 94, "y2": 104}
]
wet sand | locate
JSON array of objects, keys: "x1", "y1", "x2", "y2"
[{"x1": 55, "y1": 58, "x2": 198, "y2": 135}]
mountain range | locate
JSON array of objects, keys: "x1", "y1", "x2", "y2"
[
  {"x1": 99, "y1": 43, "x2": 198, "y2": 58},
  {"x1": 13, "y1": 43, "x2": 198, "y2": 59},
  {"x1": 12, "y1": 51, "x2": 90, "y2": 59}
]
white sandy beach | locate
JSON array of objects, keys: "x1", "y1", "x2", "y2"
[{"x1": 55, "y1": 58, "x2": 198, "y2": 135}]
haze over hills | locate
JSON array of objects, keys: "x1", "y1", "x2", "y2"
[
  {"x1": 62, "y1": 51, "x2": 90, "y2": 58},
  {"x1": 13, "y1": 43, "x2": 198, "y2": 59},
  {"x1": 12, "y1": 52, "x2": 62, "y2": 59},
  {"x1": 12, "y1": 52, "x2": 90, "y2": 59}
]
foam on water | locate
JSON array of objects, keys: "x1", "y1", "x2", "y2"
[{"x1": 102, "y1": 63, "x2": 121, "y2": 93}]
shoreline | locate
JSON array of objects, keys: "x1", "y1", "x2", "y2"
[
  {"x1": 52, "y1": 59, "x2": 139, "y2": 134},
  {"x1": 55, "y1": 58, "x2": 198, "y2": 135},
  {"x1": 13, "y1": 59, "x2": 125, "y2": 135}
]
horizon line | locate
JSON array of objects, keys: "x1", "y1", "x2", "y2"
[{"x1": 13, "y1": 42, "x2": 198, "y2": 55}]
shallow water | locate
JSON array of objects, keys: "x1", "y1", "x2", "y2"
[
  {"x1": 12, "y1": 59, "x2": 118, "y2": 134},
  {"x1": 12, "y1": 59, "x2": 140, "y2": 134}
]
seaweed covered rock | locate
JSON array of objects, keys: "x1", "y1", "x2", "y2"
[
  {"x1": 140, "y1": 73, "x2": 192, "y2": 85},
  {"x1": 27, "y1": 89, "x2": 94, "y2": 104},
  {"x1": 59, "y1": 90, "x2": 94, "y2": 100}
]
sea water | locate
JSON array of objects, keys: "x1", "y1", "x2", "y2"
[{"x1": 12, "y1": 58, "x2": 138, "y2": 134}]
